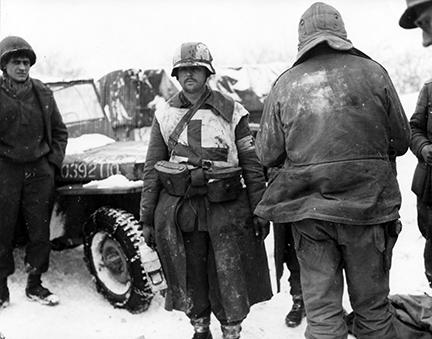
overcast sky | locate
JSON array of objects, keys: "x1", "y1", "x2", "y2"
[{"x1": 0, "y1": 0, "x2": 427, "y2": 79}]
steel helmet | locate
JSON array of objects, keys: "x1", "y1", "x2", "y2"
[
  {"x1": 399, "y1": 0, "x2": 432, "y2": 28},
  {"x1": 0, "y1": 36, "x2": 36, "y2": 68},
  {"x1": 171, "y1": 42, "x2": 215, "y2": 77}
]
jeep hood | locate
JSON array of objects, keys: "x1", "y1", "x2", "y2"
[{"x1": 60, "y1": 140, "x2": 149, "y2": 182}]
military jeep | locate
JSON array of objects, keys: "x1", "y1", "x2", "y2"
[
  {"x1": 45, "y1": 65, "x2": 283, "y2": 313},
  {"x1": 47, "y1": 79, "x2": 165, "y2": 314}
]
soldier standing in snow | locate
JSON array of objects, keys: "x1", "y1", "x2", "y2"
[
  {"x1": 0, "y1": 36, "x2": 68, "y2": 307},
  {"x1": 271, "y1": 164, "x2": 305, "y2": 329},
  {"x1": 139, "y1": 42, "x2": 272, "y2": 339},
  {"x1": 273, "y1": 221, "x2": 305, "y2": 328},
  {"x1": 256, "y1": 3, "x2": 410, "y2": 338},
  {"x1": 400, "y1": 0, "x2": 432, "y2": 291}
]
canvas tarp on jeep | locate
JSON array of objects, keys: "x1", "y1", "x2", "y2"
[{"x1": 97, "y1": 63, "x2": 286, "y2": 139}]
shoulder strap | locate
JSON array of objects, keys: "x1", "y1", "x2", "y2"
[{"x1": 167, "y1": 90, "x2": 211, "y2": 153}]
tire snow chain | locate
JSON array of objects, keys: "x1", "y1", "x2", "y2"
[
  {"x1": 99, "y1": 208, "x2": 155, "y2": 284},
  {"x1": 133, "y1": 286, "x2": 153, "y2": 298}
]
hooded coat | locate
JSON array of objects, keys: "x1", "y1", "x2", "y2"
[{"x1": 255, "y1": 46, "x2": 410, "y2": 225}]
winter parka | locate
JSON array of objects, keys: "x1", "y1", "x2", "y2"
[{"x1": 255, "y1": 48, "x2": 410, "y2": 225}]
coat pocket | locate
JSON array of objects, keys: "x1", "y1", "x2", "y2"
[{"x1": 412, "y1": 162, "x2": 432, "y2": 203}]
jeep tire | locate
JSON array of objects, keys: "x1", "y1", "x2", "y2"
[{"x1": 83, "y1": 207, "x2": 153, "y2": 313}]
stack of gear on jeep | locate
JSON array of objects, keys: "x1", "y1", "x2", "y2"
[{"x1": 96, "y1": 65, "x2": 284, "y2": 142}]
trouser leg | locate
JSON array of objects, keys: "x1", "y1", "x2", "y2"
[
  {"x1": 221, "y1": 322, "x2": 242, "y2": 339},
  {"x1": 22, "y1": 158, "x2": 54, "y2": 275},
  {"x1": 292, "y1": 220, "x2": 347, "y2": 339},
  {"x1": 417, "y1": 198, "x2": 432, "y2": 286},
  {"x1": 342, "y1": 223, "x2": 397, "y2": 339},
  {"x1": 0, "y1": 160, "x2": 23, "y2": 278},
  {"x1": 285, "y1": 223, "x2": 302, "y2": 297},
  {"x1": 190, "y1": 315, "x2": 211, "y2": 335}
]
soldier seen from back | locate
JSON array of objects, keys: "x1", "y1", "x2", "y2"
[{"x1": 256, "y1": 3, "x2": 410, "y2": 338}]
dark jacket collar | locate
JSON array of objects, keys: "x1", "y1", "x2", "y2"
[{"x1": 0, "y1": 75, "x2": 32, "y2": 97}]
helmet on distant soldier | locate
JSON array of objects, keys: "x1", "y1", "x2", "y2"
[
  {"x1": 171, "y1": 42, "x2": 215, "y2": 77},
  {"x1": 399, "y1": 0, "x2": 432, "y2": 28},
  {"x1": 0, "y1": 36, "x2": 36, "y2": 70}
]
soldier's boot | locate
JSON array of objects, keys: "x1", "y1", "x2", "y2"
[
  {"x1": 191, "y1": 316, "x2": 212, "y2": 339},
  {"x1": 285, "y1": 295, "x2": 306, "y2": 328},
  {"x1": 221, "y1": 322, "x2": 241, "y2": 339},
  {"x1": 0, "y1": 278, "x2": 9, "y2": 309},
  {"x1": 25, "y1": 274, "x2": 59, "y2": 306}
]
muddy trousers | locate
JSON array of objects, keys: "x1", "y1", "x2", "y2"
[
  {"x1": 183, "y1": 230, "x2": 244, "y2": 326},
  {"x1": 292, "y1": 219, "x2": 397, "y2": 339},
  {"x1": 416, "y1": 198, "x2": 432, "y2": 286},
  {"x1": 0, "y1": 158, "x2": 55, "y2": 278}
]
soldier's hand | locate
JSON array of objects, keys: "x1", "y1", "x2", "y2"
[
  {"x1": 421, "y1": 144, "x2": 432, "y2": 165},
  {"x1": 140, "y1": 223, "x2": 156, "y2": 249},
  {"x1": 252, "y1": 216, "x2": 270, "y2": 241}
]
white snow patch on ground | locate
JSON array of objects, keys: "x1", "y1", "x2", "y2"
[{"x1": 0, "y1": 93, "x2": 425, "y2": 339}]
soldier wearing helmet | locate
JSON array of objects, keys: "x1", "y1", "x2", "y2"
[
  {"x1": 140, "y1": 42, "x2": 272, "y2": 339},
  {"x1": 400, "y1": 0, "x2": 432, "y2": 294},
  {"x1": 0, "y1": 36, "x2": 68, "y2": 308},
  {"x1": 399, "y1": 0, "x2": 432, "y2": 46},
  {"x1": 256, "y1": 3, "x2": 410, "y2": 338}
]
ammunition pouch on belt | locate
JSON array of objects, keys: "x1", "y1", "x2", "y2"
[
  {"x1": 154, "y1": 160, "x2": 243, "y2": 202},
  {"x1": 154, "y1": 161, "x2": 190, "y2": 197},
  {"x1": 205, "y1": 167, "x2": 243, "y2": 202}
]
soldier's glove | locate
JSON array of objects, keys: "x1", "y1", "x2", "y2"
[
  {"x1": 140, "y1": 222, "x2": 156, "y2": 250},
  {"x1": 252, "y1": 215, "x2": 270, "y2": 241},
  {"x1": 421, "y1": 144, "x2": 432, "y2": 165}
]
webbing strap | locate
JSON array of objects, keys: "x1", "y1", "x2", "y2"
[{"x1": 167, "y1": 89, "x2": 211, "y2": 154}]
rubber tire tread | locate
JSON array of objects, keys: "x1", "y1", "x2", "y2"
[{"x1": 83, "y1": 206, "x2": 153, "y2": 314}]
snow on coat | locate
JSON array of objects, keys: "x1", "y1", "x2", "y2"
[
  {"x1": 255, "y1": 49, "x2": 410, "y2": 225},
  {"x1": 140, "y1": 88, "x2": 272, "y2": 321}
]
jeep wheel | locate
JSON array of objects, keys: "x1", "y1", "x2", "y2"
[{"x1": 83, "y1": 207, "x2": 153, "y2": 313}]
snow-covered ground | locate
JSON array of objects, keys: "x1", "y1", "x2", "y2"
[{"x1": 0, "y1": 95, "x2": 426, "y2": 339}]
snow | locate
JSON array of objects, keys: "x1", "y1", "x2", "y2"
[
  {"x1": 83, "y1": 175, "x2": 143, "y2": 189},
  {"x1": 66, "y1": 134, "x2": 115, "y2": 155},
  {"x1": 0, "y1": 93, "x2": 426, "y2": 339}
]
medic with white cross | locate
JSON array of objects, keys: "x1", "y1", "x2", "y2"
[{"x1": 139, "y1": 42, "x2": 272, "y2": 339}]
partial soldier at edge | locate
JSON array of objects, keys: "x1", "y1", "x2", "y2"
[
  {"x1": 0, "y1": 36, "x2": 68, "y2": 308},
  {"x1": 400, "y1": 0, "x2": 432, "y2": 292}
]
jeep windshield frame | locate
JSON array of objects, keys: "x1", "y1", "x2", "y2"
[{"x1": 47, "y1": 79, "x2": 115, "y2": 138}]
